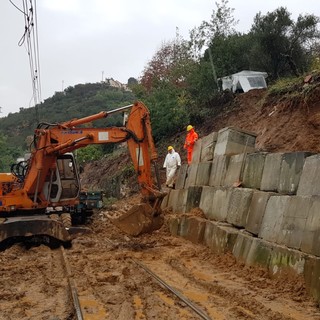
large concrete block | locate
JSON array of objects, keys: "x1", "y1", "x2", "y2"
[
  {"x1": 170, "y1": 215, "x2": 206, "y2": 244},
  {"x1": 259, "y1": 195, "x2": 291, "y2": 243},
  {"x1": 185, "y1": 186, "x2": 203, "y2": 213},
  {"x1": 278, "y1": 152, "x2": 312, "y2": 195},
  {"x1": 195, "y1": 162, "x2": 212, "y2": 186},
  {"x1": 297, "y1": 154, "x2": 320, "y2": 196},
  {"x1": 278, "y1": 196, "x2": 311, "y2": 250},
  {"x1": 168, "y1": 216, "x2": 180, "y2": 236},
  {"x1": 214, "y1": 127, "x2": 256, "y2": 157},
  {"x1": 199, "y1": 186, "x2": 215, "y2": 219},
  {"x1": 247, "y1": 240, "x2": 306, "y2": 278},
  {"x1": 211, "y1": 187, "x2": 231, "y2": 222},
  {"x1": 226, "y1": 188, "x2": 253, "y2": 228},
  {"x1": 232, "y1": 233, "x2": 254, "y2": 262},
  {"x1": 245, "y1": 237, "x2": 272, "y2": 266},
  {"x1": 242, "y1": 152, "x2": 267, "y2": 189},
  {"x1": 175, "y1": 164, "x2": 188, "y2": 190},
  {"x1": 200, "y1": 186, "x2": 232, "y2": 222},
  {"x1": 184, "y1": 164, "x2": 198, "y2": 188},
  {"x1": 304, "y1": 257, "x2": 320, "y2": 303},
  {"x1": 246, "y1": 191, "x2": 277, "y2": 236},
  {"x1": 223, "y1": 153, "x2": 246, "y2": 187},
  {"x1": 209, "y1": 155, "x2": 230, "y2": 187},
  {"x1": 160, "y1": 191, "x2": 170, "y2": 209},
  {"x1": 183, "y1": 216, "x2": 206, "y2": 244},
  {"x1": 167, "y1": 189, "x2": 188, "y2": 213},
  {"x1": 200, "y1": 132, "x2": 218, "y2": 162},
  {"x1": 167, "y1": 189, "x2": 179, "y2": 209},
  {"x1": 191, "y1": 139, "x2": 202, "y2": 164},
  {"x1": 268, "y1": 246, "x2": 305, "y2": 277},
  {"x1": 301, "y1": 196, "x2": 320, "y2": 256},
  {"x1": 260, "y1": 153, "x2": 284, "y2": 191},
  {"x1": 203, "y1": 221, "x2": 238, "y2": 253},
  {"x1": 176, "y1": 215, "x2": 189, "y2": 238}
]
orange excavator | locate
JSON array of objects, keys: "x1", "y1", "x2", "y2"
[{"x1": 0, "y1": 101, "x2": 166, "y2": 247}]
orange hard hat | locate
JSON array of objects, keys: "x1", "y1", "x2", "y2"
[{"x1": 187, "y1": 125, "x2": 193, "y2": 131}]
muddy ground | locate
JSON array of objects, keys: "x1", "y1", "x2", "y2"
[
  {"x1": 2, "y1": 76, "x2": 320, "y2": 319},
  {"x1": 0, "y1": 194, "x2": 320, "y2": 319}
]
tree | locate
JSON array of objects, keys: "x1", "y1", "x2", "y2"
[
  {"x1": 185, "y1": 0, "x2": 243, "y2": 107},
  {"x1": 189, "y1": 0, "x2": 238, "y2": 59},
  {"x1": 137, "y1": 83, "x2": 190, "y2": 141},
  {"x1": 250, "y1": 7, "x2": 320, "y2": 79},
  {"x1": 140, "y1": 29, "x2": 195, "y2": 93},
  {"x1": 0, "y1": 133, "x2": 24, "y2": 172},
  {"x1": 137, "y1": 31, "x2": 196, "y2": 137},
  {"x1": 127, "y1": 77, "x2": 138, "y2": 89},
  {"x1": 206, "y1": 33, "x2": 252, "y2": 78},
  {"x1": 76, "y1": 145, "x2": 104, "y2": 164}
]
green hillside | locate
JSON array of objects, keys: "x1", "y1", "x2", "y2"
[{"x1": 0, "y1": 82, "x2": 135, "y2": 171}]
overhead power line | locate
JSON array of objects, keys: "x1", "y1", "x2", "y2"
[{"x1": 10, "y1": 0, "x2": 42, "y2": 122}]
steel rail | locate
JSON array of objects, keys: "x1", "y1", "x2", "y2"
[
  {"x1": 132, "y1": 259, "x2": 212, "y2": 320},
  {"x1": 60, "y1": 246, "x2": 84, "y2": 320}
]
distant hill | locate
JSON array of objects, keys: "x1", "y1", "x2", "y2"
[{"x1": 0, "y1": 81, "x2": 135, "y2": 151}]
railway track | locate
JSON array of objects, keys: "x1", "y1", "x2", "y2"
[
  {"x1": 131, "y1": 258, "x2": 212, "y2": 320},
  {"x1": 62, "y1": 234, "x2": 320, "y2": 320},
  {"x1": 59, "y1": 237, "x2": 214, "y2": 320},
  {"x1": 0, "y1": 213, "x2": 319, "y2": 319},
  {"x1": 59, "y1": 246, "x2": 84, "y2": 320}
]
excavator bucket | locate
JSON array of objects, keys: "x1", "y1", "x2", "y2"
[{"x1": 109, "y1": 203, "x2": 164, "y2": 236}]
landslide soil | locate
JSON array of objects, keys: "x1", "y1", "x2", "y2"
[
  {"x1": 1, "y1": 201, "x2": 320, "y2": 320},
  {"x1": 1, "y1": 76, "x2": 320, "y2": 319}
]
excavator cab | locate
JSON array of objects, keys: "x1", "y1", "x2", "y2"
[{"x1": 43, "y1": 153, "x2": 80, "y2": 204}]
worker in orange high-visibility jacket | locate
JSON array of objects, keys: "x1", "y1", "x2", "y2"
[{"x1": 184, "y1": 125, "x2": 198, "y2": 164}]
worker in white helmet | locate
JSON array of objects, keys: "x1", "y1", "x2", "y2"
[{"x1": 163, "y1": 146, "x2": 181, "y2": 188}]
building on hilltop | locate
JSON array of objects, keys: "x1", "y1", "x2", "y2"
[{"x1": 104, "y1": 78, "x2": 131, "y2": 91}]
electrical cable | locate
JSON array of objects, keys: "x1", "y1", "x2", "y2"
[{"x1": 10, "y1": 0, "x2": 42, "y2": 122}]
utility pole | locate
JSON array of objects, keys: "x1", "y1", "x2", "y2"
[
  {"x1": 62, "y1": 80, "x2": 64, "y2": 91},
  {"x1": 102, "y1": 71, "x2": 104, "y2": 82}
]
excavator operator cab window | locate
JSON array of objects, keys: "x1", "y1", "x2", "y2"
[
  {"x1": 43, "y1": 153, "x2": 80, "y2": 202},
  {"x1": 57, "y1": 154, "x2": 80, "y2": 199},
  {"x1": 58, "y1": 158, "x2": 75, "y2": 179}
]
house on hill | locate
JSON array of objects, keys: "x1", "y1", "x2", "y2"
[{"x1": 105, "y1": 78, "x2": 131, "y2": 91}]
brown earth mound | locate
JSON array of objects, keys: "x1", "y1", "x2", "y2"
[{"x1": 201, "y1": 82, "x2": 320, "y2": 153}]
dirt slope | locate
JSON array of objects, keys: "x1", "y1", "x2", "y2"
[{"x1": 200, "y1": 84, "x2": 320, "y2": 154}]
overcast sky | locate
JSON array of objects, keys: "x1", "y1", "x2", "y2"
[{"x1": 0, "y1": 0, "x2": 319, "y2": 117}]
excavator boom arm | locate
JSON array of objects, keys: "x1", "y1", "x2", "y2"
[
  {"x1": 23, "y1": 102, "x2": 160, "y2": 198},
  {"x1": 0, "y1": 101, "x2": 165, "y2": 243}
]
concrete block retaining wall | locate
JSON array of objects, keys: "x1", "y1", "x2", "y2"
[{"x1": 165, "y1": 127, "x2": 320, "y2": 302}]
